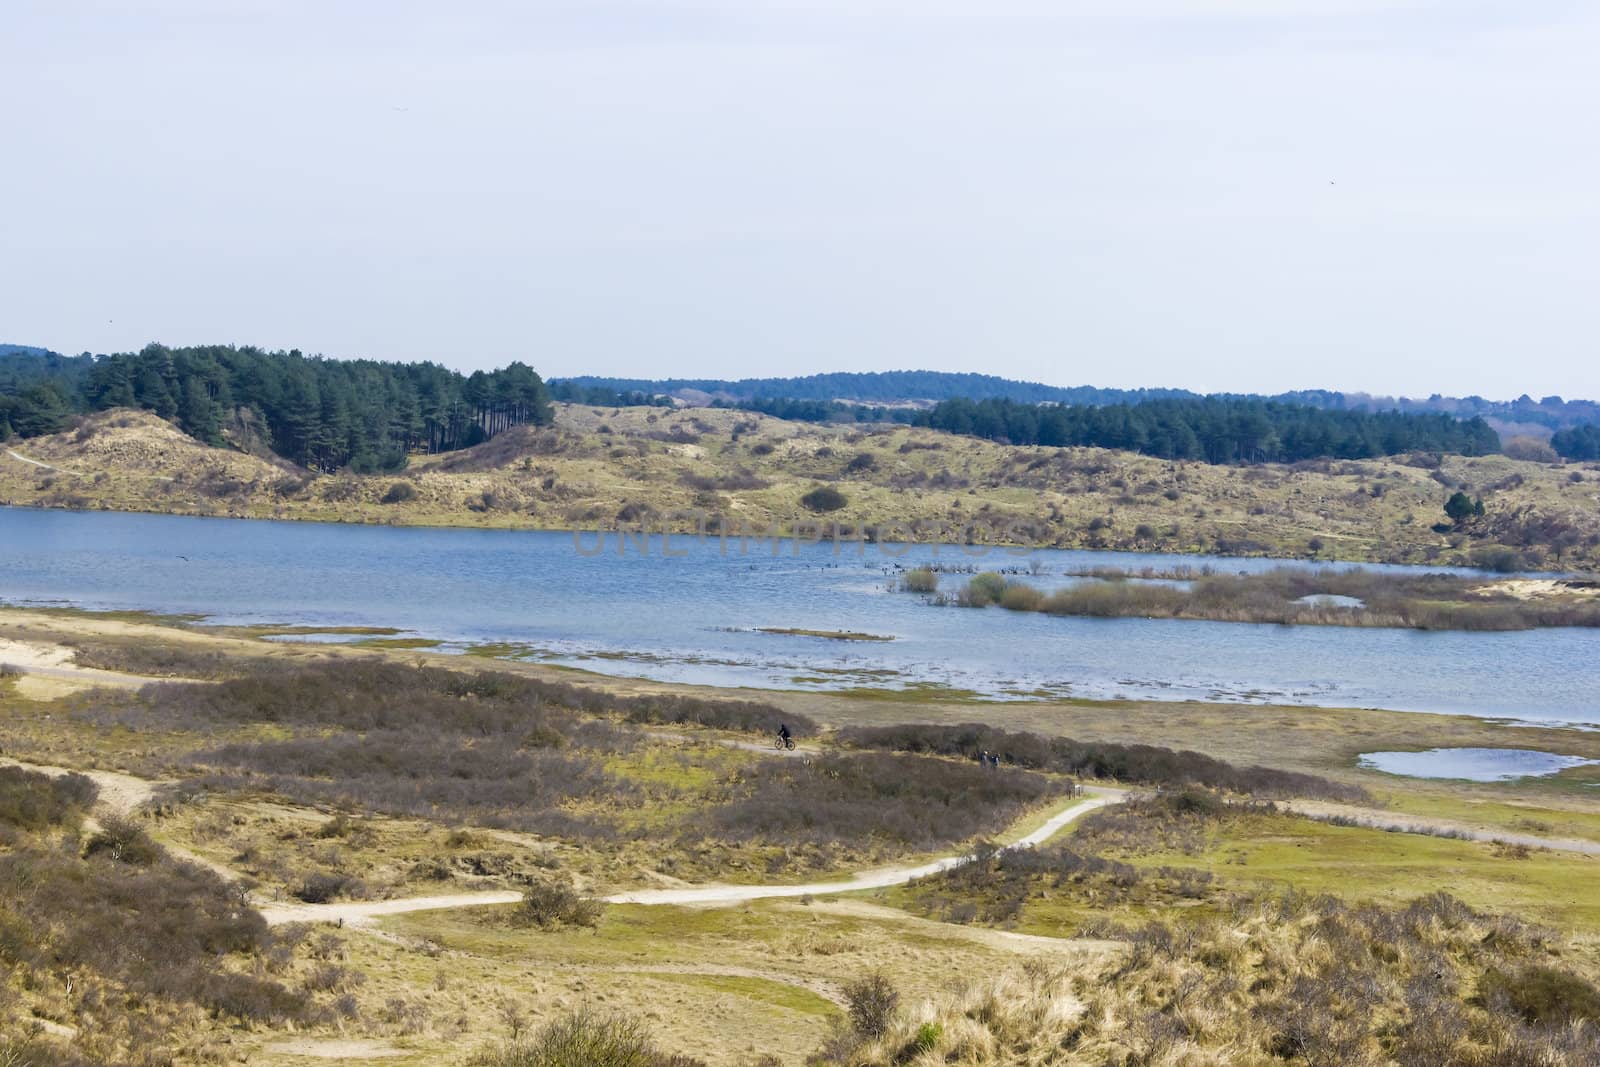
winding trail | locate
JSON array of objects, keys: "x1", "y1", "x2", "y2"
[
  {"x1": 5, "y1": 448, "x2": 70, "y2": 473},
  {"x1": 257, "y1": 789, "x2": 1122, "y2": 927}
]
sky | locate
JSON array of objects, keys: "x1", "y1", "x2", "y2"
[{"x1": 3, "y1": 1, "x2": 1597, "y2": 399}]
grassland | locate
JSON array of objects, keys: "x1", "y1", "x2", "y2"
[
  {"x1": 3, "y1": 605, "x2": 1600, "y2": 1064},
  {"x1": 5, "y1": 404, "x2": 1600, "y2": 570}
]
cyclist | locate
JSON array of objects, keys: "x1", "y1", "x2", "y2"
[{"x1": 777, "y1": 722, "x2": 793, "y2": 748}]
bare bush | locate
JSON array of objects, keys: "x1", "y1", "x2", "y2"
[
  {"x1": 0, "y1": 766, "x2": 97, "y2": 831},
  {"x1": 844, "y1": 972, "x2": 900, "y2": 1039},
  {"x1": 513, "y1": 877, "x2": 605, "y2": 930},
  {"x1": 469, "y1": 1007, "x2": 701, "y2": 1067}
]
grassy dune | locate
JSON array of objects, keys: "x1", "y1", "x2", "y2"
[
  {"x1": 5, "y1": 404, "x2": 1600, "y2": 569},
  {"x1": 3, "y1": 606, "x2": 1600, "y2": 1064}
]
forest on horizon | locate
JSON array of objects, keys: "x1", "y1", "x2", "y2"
[{"x1": 5, "y1": 343, "x2": 1600, "y2": 468}]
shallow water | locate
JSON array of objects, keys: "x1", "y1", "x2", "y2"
[
  {"x1": 2, "y1": 506, "x2": 1598, "y2": 724},
  {"x1": 1357, "y1": 748, "x2": 1599, "y2": 781}
]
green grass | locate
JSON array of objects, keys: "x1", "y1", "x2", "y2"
[
  {"x1": 603, "y1": 747, "x2": 733, "y2": 793},
  {"x1": 354, "y1": 637, "x2": 445, "y2": 650},
  {"x1": 1126, "y1": 812, "x2": 1600, "y2": 932},
  {"x1": 1376, "y1": 788, "x2": 1600, "y2": 844},
  {"x1": 756, "y1": 628, "x2": 894, "y2": 642}
]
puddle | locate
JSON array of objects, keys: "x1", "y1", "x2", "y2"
[
  {"x1": 1296, "y1": 594, "x2": 1365, "y2": 609},
  {"x1": 1358, "y1": 748, "x2": 1598, "y2": 782}
]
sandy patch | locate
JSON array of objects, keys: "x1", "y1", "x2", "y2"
[
  {"x1": 1495, "y1": 578, "x2": 1600, "y2": 600},
  {"x1": 0, "y1": 637, "x2": 76, "y2": 671}
]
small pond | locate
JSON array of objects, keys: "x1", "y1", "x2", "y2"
[{"x1": 1357, "y1": 748, "x2": 1598, "y2": 782}]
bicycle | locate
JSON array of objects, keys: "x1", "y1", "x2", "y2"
[{"x1": 774, "y1": 734, "x2": 796, "y2": 751}]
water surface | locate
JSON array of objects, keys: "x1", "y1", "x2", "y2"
[
  {"x1": 1358, "y1": 748, "x2": 1599, "y2": 782},
  {"x1": 3, "y1": 506, "x2": 1597, "y2": 724}
]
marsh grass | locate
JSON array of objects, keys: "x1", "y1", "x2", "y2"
[{"x1": 952, "y1": 567, "x2": 1600, "y2": 630}]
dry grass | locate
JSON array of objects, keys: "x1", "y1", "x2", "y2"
[
  {"x1": 5, "y1": 405, "x2": 1600, "y2": 569},
  {"x1": 816, "y1": 892, "x2": 1600, "y2": 1066}
]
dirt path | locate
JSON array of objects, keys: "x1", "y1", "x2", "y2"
[
  {"x1": 259, "y1": 791, "x2": 1119, "y2": 927},
  {"x1": 5, "y1": 448, "x2": 72, "y2": 474},
  {"x1": 1283, "y1": 799, "x2": 1600, "y2": 856},
  {"x1": 644, "y1": 727, "x2": 821, "y2": 756},
  {"x1": 0, "y1": 758, "x2": 241, "y2": 878},
  {"x1": 0, "y1": 757, "x2": 157, "y2": 815},
  {"x1": 0, "y1": 636, "x2": 165, "y2": 691}
]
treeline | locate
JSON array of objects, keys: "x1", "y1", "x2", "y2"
[
  {"x1": 913, "y1": 396, "x2": 1501, "y2": 462},
  {"x1": 0, "y1": 344, "x2": 554, "y2": 472},
  {"x1": 555, "y1": 369, "x2": 1600, "y2": 431},
  {"x1": 547, "y1": 379, "x2": 672, "y2": 408},
  {"x1": 721, "y1": 396, "x2": 919, "y2": 425},
  {"x1": 556, "y1": 369, "x2": 1188, "y2": 406},
  {"x1": 1552, "y1": 424, "x2": 1600, "y2": 461}
]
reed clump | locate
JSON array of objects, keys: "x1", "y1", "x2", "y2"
[{"x1": 936, "y1": 566, "x2": 1600, "y2": 631}]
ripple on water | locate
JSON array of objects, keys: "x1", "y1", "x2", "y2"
[{"x1": 1358, "y1": 748, "x2": 1598, "y2": 782}]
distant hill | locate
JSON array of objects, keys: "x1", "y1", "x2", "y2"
[
  {"x1": 555, "y1": 371, "x2": 1193, "y2": 408},
  {"x1": 0, "y1": 344, "x2": 56, "y2": 358},
  {"x1": 553, "y1": 371, "x2": 1600, "y2": 434}
]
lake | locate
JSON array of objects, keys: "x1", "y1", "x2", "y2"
[{"x1": 2, "y1": 506, "x2": 1597, "y2": 725}]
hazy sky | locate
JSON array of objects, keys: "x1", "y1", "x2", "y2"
[{"x1": 4, "y1": 1, "x2": 1597, "y2": 398}]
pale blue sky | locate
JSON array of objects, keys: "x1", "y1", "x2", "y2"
[{"x1": 3, "y1": 1, "x2": 1597, "y2": 397}]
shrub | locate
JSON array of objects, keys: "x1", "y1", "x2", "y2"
[
  {"x1": 469, "y1": 1007, "x2": 690, "y2": 1067},
  {"x1": 1470, "y1": 546, "x2": 1525, "y2": 573},
  {"x1": 962, "y1": 572, "x2": 1008, "y2": 607},
  {"x1": 707, "y1": 752, "x2": 1061, "y2": 851},
  {"x1": 840, "y1": 722, "x2": 1365, "y2": 802},
  {"x1": 91, "y1": 662, "x2": 819, "y2": 844},
  {"x1": 749, "y1": 441, "x2": 776, "y2": 456},
  {"x1": 899, "y1": 568, "x2": 938, "y2": 594},
  {"x1": 800, "y1": 485, "x2": 848, "y2": 513},
  {"x1": 844, "y1": 972, "x2": 900, "y2": 1038},
  {"x1": 0, "y1": 840, "x2": 305, "y2": 1024},
  {"x1": 678, "y1": 470, "x2": 770, "y2": 492},
  {"x1": 514, "y1": 877, "x2": 605, "y2": 930},
  {"x1": 0, "y1": 767, "x2": 97, "y2": 831},
  {"x1": 380, "y1": 481, "x2": 418, "y2": 504},
  {"x1": 844, "y1": 452, "x2": 878, "y2": 474},
  {"x1": 1479, "y1": 965, "x2": 1600, "y2": 1025},
  {"x1": 998, "y1": 583, "x2": 1044, "y2": 612},
  {"x1": 1503, "y1": 436, "x2": 1560, "y2": 463},
  {"x1": 83, "y1": 815, "x2": 163, "y2": 866},
  {"x1": 293, "y1": 870, "x2": 363, "y2": 903}
]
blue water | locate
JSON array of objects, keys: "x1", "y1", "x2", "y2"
[
  {"x1": 2, "y1": 506, "x2": 1598, "y2": 724},
  {"x1": 1358, "y1": 748, "x2": 1599, "y2": 782}
]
